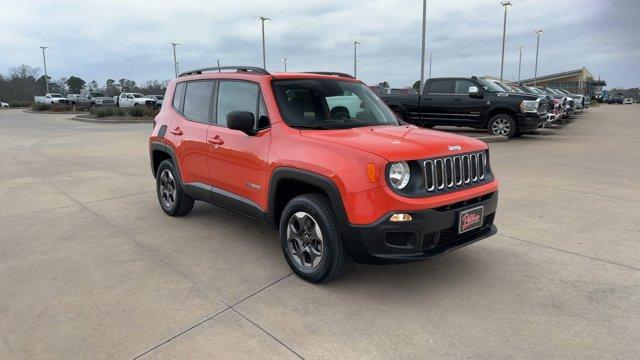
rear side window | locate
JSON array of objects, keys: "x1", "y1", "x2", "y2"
[
  {"x1": 183, "y1": 81, "x2": 213, "y2": 123},
  {"x1": 427, "y1": 80, "x2": 453, "y2": 94},
  {"x1": 173, "y1": 83, "x2": 185, "y2": 111},
  {"x1": 216, "y1": 81, "x2": 260, "y2": 127}
]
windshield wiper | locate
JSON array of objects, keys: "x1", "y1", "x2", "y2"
[{"x1": 293, "y1": 124, "x2": 331, "y2": 130}]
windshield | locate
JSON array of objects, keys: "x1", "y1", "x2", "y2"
[
  {"x1": 492, "y1": 81, "x2": 513, "y2": 92},
  {"x1": 132, "y1": 93, "x2": 144, "y2": 98},
  {"x1": 90, "y1": 92, "x2": 105, "y2": 97},
  {"x1": 476, "y1": 78, "x2": 505, "y2": 92},
  {"x1": 154, "y1": 95, "x2": 164, "y2": 100},
  {"x1": 509, "y1": 85, "x2": 525, "y2": 93},
  {"x1": 51, "y1": 94, "x2": 63, "y2": 98},
  {"x1": 273, "y1": 79, "x2": 399, "y2": 129}
]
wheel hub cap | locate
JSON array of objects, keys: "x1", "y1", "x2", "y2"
[
  {"x1": 159, "y1": 169, "x2": 177, "y2": 208},
  {"x1": 286, "y1": 212, "x2": 323, "y2": 268},
  {"x1": 492, "y1": 118, "x2": 511, "y2": 136}
]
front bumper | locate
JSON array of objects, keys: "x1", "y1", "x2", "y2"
[
  {"x1": 341, "y1": 191, "x2": 498, "y2": 264},
  {"x1": 516, "y1": 112, "x2": 547, "y2": 132}
]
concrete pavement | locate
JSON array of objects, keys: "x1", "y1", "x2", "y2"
[{"x1": 0, "y1": 105, "x2": 638, "y2": 359}]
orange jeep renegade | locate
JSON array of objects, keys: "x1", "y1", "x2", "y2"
[{"x1": 149, "y1": 66, "x2": 499, "y2": 283}]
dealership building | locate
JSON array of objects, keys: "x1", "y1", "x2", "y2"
[{"x1": 520, "y1": 67, "x2": 606, "y2": 96}]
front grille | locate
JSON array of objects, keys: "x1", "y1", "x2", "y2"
[
  {"x1": 423, "y1": 152, "x2": 488, "y2": 193},
  {"x1": 146, "y1": 100, "x2": 156, "y2": 107},
  {"x1": 538, "y1": 99, "x2": 548, "y2": 113}
]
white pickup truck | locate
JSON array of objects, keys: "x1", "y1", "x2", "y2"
[
  {"x1": 34, "y1": 93, "x2": 71, "y2": 105},
  {"x1": 116, "y1": 93, "x2": 157, "y2": 108}
]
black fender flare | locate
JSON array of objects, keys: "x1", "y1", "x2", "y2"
[
  {"x1": 267, "y1": 167, "x2": 349, "y2": 228},
  {"x1": 149, "y1": 141, "x2": 182, "y2": 183}
]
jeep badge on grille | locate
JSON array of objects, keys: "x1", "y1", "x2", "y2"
[{"x1": 448, "y1": 145, "x2": 462, "y2": 151}]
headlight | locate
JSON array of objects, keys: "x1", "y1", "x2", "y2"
[
  {"x1": 388, "y1": 161, "x2": 410, "y2": 189},
  {"x1": 520, "y1": 100, "x2": 539, "y2": 113}
]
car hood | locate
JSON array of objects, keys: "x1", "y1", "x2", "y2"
[
  {"x1": 300, "y1": 125, "x2": 487, "y2": 162},
  {"x1": 494, "y1": 92, "x2": 539, "y2": 101}
]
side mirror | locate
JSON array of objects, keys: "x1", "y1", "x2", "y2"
[
  {"x1": 227, "y1": 111, "x2": 257, "y2": 135},
  {"x1": 468, "y1": 86, "x2": 480, "y2": 98}
]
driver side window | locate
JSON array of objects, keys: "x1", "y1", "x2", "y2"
[{"x1": 454, "y1": 80, "x2": 476, "y2": 94}]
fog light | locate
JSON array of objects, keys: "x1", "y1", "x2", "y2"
[{"x1": 389, "y1": 213, "x2": 412, "y2": 222}]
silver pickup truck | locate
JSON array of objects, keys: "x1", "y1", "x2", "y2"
[{"x1": 72, "y1": 92, "x2": 116, "y2": 108}]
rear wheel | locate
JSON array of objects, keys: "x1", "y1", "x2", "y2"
[
  {"x1": 280, "y1": 194, "x2": 349, "y2": 283},
  {"x1": 156, "y1": 160, "x2": 194, "y2": 216},
  {"x1": 488, "y1": 113, "x2": 517, "y2": 138}
]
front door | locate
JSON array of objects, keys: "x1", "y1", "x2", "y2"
[
  {"x1": 207, "y1": 80, "x2": 271, "y2": 212},
  {"x1": 451, "y1": 79, "x2": 488, "y2": 126}
]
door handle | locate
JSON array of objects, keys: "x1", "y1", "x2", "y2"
[
  {"x1": 423, "y1": 97, "x2": 432, "y2": 101},
  {"x1": 453, "y1": 98, "x2": 462, "y2": 102},
  {"x1": 207, "y1": 135, "x2": 224, "y2": 145},
  {"x1": 170, "y1": 127, "x2": 183, "y2": 135}
]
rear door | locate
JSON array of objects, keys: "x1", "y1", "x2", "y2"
[
  {"x1": 168, "y1": 81, "x2": 212, "y2": 185},
  {"x1": 420, "y1": 79, "x2": 454, "y2": 124}
]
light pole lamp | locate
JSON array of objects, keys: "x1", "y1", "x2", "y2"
[
  {"x1": 517, "y1": 46, "x2": 524, "y2": 84},
  {"x1": 427, "y1": 52, "x2": 434, "y2": 79},
  {"x1": 351, "y1": 41, "x2": 360, "y2": 78},
  {"x1": 256, "y1": 16, "x2": 271, "y2": 69},
  {"x1": 168, "y1": 42, "x2": 180, "y2": 78},
  {"x1": 37, "y1": 46, "x2": 50, "y2": 93},
  {"x1": 499, "y1": 0, "x2": 511, "y2": 82},
  {"x1": 534, "y1": 29, "x2": 543, "y2": 86},
  {"x1": 281, "y1": 57, "x2": 288, "y2": 72}
]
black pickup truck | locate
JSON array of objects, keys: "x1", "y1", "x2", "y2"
[{"x1": 381, "y1": 76, "x2": 548, "y2": 138}]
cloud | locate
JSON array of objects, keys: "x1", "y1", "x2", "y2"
[{"x1": 1, "y1": 0, "x2": 638, "y2": 88}]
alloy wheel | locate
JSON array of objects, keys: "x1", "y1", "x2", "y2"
[
  {"x1": 159, "y1": 169, "x2": 177, "y2": 209},
  {"x1": 286, "y1": 212, "x2": 324, "y2": 268},
  {"x1": 491, "y1": 118, "x2": 511, "y2": 136}
]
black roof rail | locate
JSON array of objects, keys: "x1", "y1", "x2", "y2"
[
  {"x1": 303, "y1": 71, "x2": 355, "y2": 79},
  {"x1": 179, "y1": 66, "x2": 270, "y2": 77}
]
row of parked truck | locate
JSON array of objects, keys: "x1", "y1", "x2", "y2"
[
  {"x1": 34, "y1": 92, "x2": 164, "y2": 109},
  {"x1": 377, "y1": 76, "x2": 589, "y2": 138}
]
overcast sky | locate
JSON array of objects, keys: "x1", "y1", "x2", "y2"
[{"x1": 1, "y1": 0, "x2": 639, "y2": 89}]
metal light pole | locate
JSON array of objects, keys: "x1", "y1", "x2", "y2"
[
  {"x1": 256, "y1": 16, "x2": 271, "y2": 69},
  {"x1": 37, "y1": 46, "x2": 50, "y2": 93},
  {"x1": 420, "y1": 0, "x2": 428, "y2": 95},
  {"x1": 168, "y1": 43, "x2": 180, "y2": 78},
  {"x1": 427, "y1": 52, "x2": 434, "y2": 78},
  {"x1": 176, "y1": 61, "x2": 181, "y2": 75},
  {"x1": 217, "y1": 59, "x2": 221, "y2": 72},
  {"x1": 499, "y1": 1, "x2": 511, "y2": 82},
  {"x1": 534, "y1": 29, "x2": 543, "y2": 86},
  {"x1": 351, "y1": 41, "x2": 360, "y2": 78},
  {"x1": 517, "y1": 46, "x2": 524, "y2": 84},
  {"x1": 282, "y1": 57, "x2": 288, "y2": 72}
]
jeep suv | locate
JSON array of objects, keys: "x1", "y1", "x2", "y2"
[{"x1": 149, "y1": 66, "x2": 499, "y2": 282}]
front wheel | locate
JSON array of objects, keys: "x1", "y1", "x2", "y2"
[
  {"x1": 134, "y1": 103, "x2": 140, "y2": 108},
  {"x1": 280, "y1": 194, "x2": 349, "y2": 283},
  {"x1": 488, "y1": 113, "x2": 517, "y2": 138}
]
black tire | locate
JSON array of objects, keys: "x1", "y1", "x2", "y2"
[
  {"x1": 487, "y1": 113, "x2": 517, "y2": 138},
  {"x1": 134, "y1": 103, "x2": 140, "y2": 108},
  {"x1": 156, "y1": 160, "x2": 194, "y2": 216},
  {"x1": 279, "y1": 194, "x2": 349, "y2": 283}
]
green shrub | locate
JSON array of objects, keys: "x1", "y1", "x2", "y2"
[
  {"x1": 128, "y1": 106, "x2": 146, "y2": 117},
  {"x1": 114, "y1": 108, "x2": 126, "y2": 117},
  {"x1": 95, "y1": 107, "x2": 115, "y2": 118},
  {"x1": 51, "y1": 104, "x2": 72, "y2": 112},
  {"x1": 10, "y1": 102, "x2": 31, "y2": 108},
  {"x1": 31, "y1": 103, "x2": 50, "y2": 111}
]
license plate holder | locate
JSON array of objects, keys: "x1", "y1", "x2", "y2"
[{"x1": 458, "y1": 206, "x2": 484, "y2": 234}]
